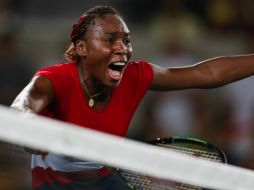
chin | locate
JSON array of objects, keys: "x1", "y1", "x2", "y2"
[{"x1": 108, "y1": 79, "x2": 121, "y2": 88}]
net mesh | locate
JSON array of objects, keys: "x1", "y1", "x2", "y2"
[
  {"x1": 0, "y1": 141, "x2": 31, "y2": 190},
  {"x1": 0, "y1": 106, "x2": 254, "y2": 190},
  {"x1": 0, "y1": 139, "x2": 220, "y2": 190}
]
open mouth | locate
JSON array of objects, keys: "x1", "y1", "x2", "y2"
[{"x1": 108, "y1": 62, "x2": 126, "y2": 81}]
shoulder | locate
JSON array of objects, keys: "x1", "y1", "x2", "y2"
[
  {"x1": 37, "y1": 62, "x2": 75, "y2": 74},
  {"x1": 34, "y1": 61, "x2": 76, "y2": 79},
  {"x1": 124, "y1": 60, "x2": 153, "y2": 77},
  {"x1": 126, "y1": 60, "x2": 152, "y2": 69},
  {"x1": 33, "y1": 62, "x2": 77, "y2": 94},
  {"x1": 122, "y1": 60, "x2": 154, "y2": 86}
]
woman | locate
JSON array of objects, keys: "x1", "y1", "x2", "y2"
[{"x1": 11, "y1": 5, "x2": 254, "y2": 190}]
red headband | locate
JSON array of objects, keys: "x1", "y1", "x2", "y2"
[{"x1": 70, "y1": 15, "x2": 86, "y2": 42}]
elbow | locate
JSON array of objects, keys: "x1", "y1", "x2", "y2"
[{"x1": 10, "y1": 97, "x2": 36, "y2": 113}]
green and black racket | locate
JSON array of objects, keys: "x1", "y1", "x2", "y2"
[{"x1": 114, "y1": 136, "x2": 227, "y2": 190}]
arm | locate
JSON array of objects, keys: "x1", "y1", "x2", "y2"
[
  {"x1": 10, "y1": 75, "x2": 54, "y2": 156},
  {"x1": 11, "y1": 76, "x2": 54, "y2": 113},
  {"x1": 150, "y1": 54, "x2": 254, "y2": 91}
]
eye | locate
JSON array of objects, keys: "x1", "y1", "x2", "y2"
[
  {"x1": 124, "y1": 37, "x2": 131, "y2": 45},
  {"x1": 104, "y1": 37, "x2": 114, "y2": 44}
]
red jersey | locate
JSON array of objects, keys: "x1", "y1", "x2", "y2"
[{"x1": 31, "y1": 61, "x2": 153, "y2": 189}]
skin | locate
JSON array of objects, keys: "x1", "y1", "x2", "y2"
[
  {"x1": 76, "y1": 14, "x2": 132, "y2": 88},
  {"x1": 10, "y1": 13, "x2": 254, "y2": 154}
]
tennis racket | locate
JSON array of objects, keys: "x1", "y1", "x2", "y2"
[{"x1": 114, "y1": 136, "x2": 227, "y2": 190}]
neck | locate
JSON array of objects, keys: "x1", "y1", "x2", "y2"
[
  {"x1": 78, "y1": 63, "x2": 104, "y2": 94},
  {"x1": 78, "y1": 63, "x2": 110, "y2": 108}
]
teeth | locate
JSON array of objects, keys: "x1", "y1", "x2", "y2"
[{"x1": 113, "y1": 62, "x2": 125, "y2": 66}]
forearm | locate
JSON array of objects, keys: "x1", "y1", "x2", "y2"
[
  {"x1": 197, "y1": 54, "x2": 254, "y2": 87},
  {"x1": 151, "y1": 54, "x2": 254, "y2": 91}
]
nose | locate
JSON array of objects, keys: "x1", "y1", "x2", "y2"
[{"x1": 114, "y1": 40, "x2": 128, "y2": 56}]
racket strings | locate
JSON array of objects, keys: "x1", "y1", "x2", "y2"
[
  {"x1": 118, "y1": 140, "x2": 225, "y2": 190},
  {"x1": 120, "y1": 171, "x2": 201, "y2": 190},
  {"x1": 157, "y1": 143, "x2": 223, "y2": 162}
]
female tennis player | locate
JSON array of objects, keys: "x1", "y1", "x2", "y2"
[{"x1": 10, "y1": 5, "x2": 254, "y2": 190}]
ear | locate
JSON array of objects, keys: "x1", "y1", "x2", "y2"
[{"x1": 75, "y1": 40, "x2": 87, "y2": 57}]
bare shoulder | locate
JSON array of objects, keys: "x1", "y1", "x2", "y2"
[
  {"x1": 31, "y1": 75, "x2": 54, "y2": 93},
  {"x1": 10, "y1": 75, "x2": 55, "y2": 113},
  {"x1": 148, "y1": 62, "x2": 199, "y2": 91},
  {"x1": 148, "y1": 63, "x2": 171, "y2": 91}
]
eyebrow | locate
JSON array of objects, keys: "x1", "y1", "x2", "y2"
[{"x1": 104, "y1": 32, "x2": 131, "y2": 36}]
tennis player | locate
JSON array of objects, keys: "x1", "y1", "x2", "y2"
[{"x1": 11, "y1": 5, "x2": 254, "y2": 190}]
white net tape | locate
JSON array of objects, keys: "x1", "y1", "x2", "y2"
[{"x1": 0, "y1": 105, "x2": 254, "y2": 190}]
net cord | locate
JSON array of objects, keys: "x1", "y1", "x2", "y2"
[{"x1": 0, "y1": 105, "x2": 253, "y2": 190}]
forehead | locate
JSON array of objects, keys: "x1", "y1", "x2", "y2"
[{"x1": 87, "y1": 14, "x2": 130, "y2": 36}]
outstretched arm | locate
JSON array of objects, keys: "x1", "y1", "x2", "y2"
[
  {"x1": 10, "y1": 76, "x2": 54, "y2": 156},
  {"x1": 150, "y1": 54, "x2": 254, "y2": 91}
]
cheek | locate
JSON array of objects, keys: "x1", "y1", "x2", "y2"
[
  {"x1": 89, "y1": 49, "x2": 111, "y2": 70},
  {"x1": 92, "y1": 41, "x2": 111, "y2": 56},
  {"x1": 127, "y1": 47, "x2": 133, "y2": 60},
  {"x1": 87, "y1": 45, "x2": 111, "y2": 62}
]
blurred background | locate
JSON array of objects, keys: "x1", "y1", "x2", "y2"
[{"x1": 1, "y1": 0, "x2": 254, "y2": 189}]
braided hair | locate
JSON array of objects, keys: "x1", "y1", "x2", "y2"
[{"x1": 64, "y1": 5, "x2": 122, "y2": 61}]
